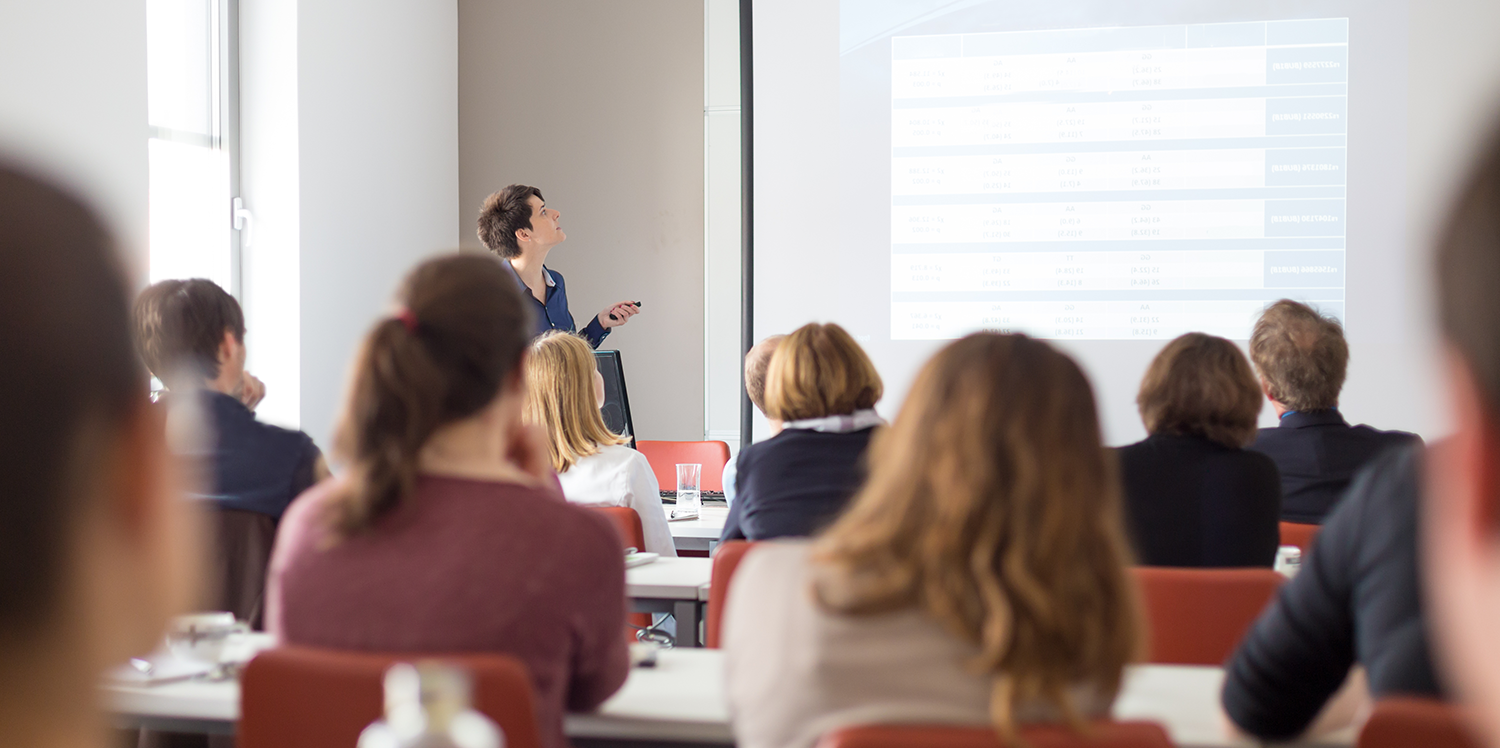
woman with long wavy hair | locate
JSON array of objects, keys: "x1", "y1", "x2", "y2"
[{"x1": 723, "y1": 333, "x2": 1141, "y2": 748}]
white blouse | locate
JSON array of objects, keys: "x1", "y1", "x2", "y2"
[{"x1": 557, "y1": 444, "x2": 677, "y2": 557}]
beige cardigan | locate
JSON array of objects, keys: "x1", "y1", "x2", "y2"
[{"x1": 722, "y1": 541, "x2": 1109, "y2": 748}]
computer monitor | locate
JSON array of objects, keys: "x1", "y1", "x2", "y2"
[{"x1": 593, "y1": 349, "x2": 635, "y2": 448}]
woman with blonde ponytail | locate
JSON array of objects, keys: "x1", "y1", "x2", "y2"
[
  {"x1": 723, "y1": 333, "x2": 1142, "y2": 748},
  {"x1": 265, "y1": 254, "x2": 629, "y2": 748}
]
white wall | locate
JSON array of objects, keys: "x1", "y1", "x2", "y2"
[
  {"x1": 240, "y1": 0, "x2": 459, "y2": 449},
  {"x1": 457, "y1": 0, "x2": 706, "y2": 442},
  {"x1": 0, "y1": 2, "x2": 150, "y2": 277}
]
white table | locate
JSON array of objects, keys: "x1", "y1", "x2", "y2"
[
  {"x1": 625, "y1": 557, "x2": 712, "y2": 647},
  {"x1": 106, "y1": 646, "x2": 1356, "y2": 747},
  {"x1": 666, "y1": 505, "x2": 728, "y2": 553}
]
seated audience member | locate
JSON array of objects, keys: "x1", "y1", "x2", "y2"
[
  {"x1": 1222, "y1": 443, "x2": 1441, "y2": 739},
  {"x1": 134, "y1": 278, "x2": 326, "y2": 626},
  {"x1": 0, "y1": 167, "x2": 194, "y2": 748},
  {"x1": 722, "y1": 334, "x2": 785, "y2": 507},
  {"x1": 267, "y1": 255, "x2": 628, "y2": 748},
  {"x1": 1248, "y1": 299, "x2": 1420, "y2": 523},
  {"x1": 719, "y1": 323, "x2": 883, "y2": 542},
  {"x1": 1425, "y1": 128, "x2": 1500, "y2": 748},
  {"x1": 524, "y1": 330, "x2": 675, "y2": 556},
  {"x1": 724, "y1": 333, "x2": 1140, "y2": 748},
  {"x1": 1116, "y1": 333, "x2": 1282, "y2": 567}
]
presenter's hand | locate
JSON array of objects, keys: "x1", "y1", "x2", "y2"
[{"x1": 598, "y1": 301, "x2": 640, "y2": 329}]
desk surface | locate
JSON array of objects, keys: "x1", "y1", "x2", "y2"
[
  {"x1": 104, "y1": 645, "x2": 1354, "y2": 747},
  {"x1": 625, "y1": 556, "x2": 711, "y2": 600},
  {"x1": 665, "y1": 505, "x2": 728, "y2": 540}
]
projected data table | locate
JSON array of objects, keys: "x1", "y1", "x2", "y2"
[{"x1": 889, "y1": 19, "x2": 1347, "y2": 340}]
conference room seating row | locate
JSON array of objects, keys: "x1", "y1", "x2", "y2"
[{"x1": 237, "y1": 644, "x2": 1481, "y2": 748}]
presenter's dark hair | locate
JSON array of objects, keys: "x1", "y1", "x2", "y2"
[
  {"x1": 0, "y1": 165, "x2": 143, "y2": 635},
  {"x1": 477, "y1": 184, "x2": 544, "y2": 259},
  {"x1": 1138, "y1": 332, "x2": 1262, "y2": 448},
  {"x1": 133, "y1": 278, "x2": 245, "y2": 385},
  {"x1": 327, "y1": 254, "x2": 531, "y2": 536},
  {"x1": 1438, "y1": 131, "x2": 1500, "y2": 418}
]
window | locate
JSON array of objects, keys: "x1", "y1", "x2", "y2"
[{"x1": 147, "y1": 0, "x2": 239, "y2": 294}]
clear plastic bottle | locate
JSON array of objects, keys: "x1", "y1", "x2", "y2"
[{"x1": 358, "y1": 662, "x2": 504, "y2": 748}]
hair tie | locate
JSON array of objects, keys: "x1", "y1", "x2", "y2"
[{"x1": 396, "y1": 308, "x2": 420, "y2": 333}]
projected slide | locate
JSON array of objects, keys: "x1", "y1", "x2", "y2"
[{"x1": 889, "y1": 20, "x2": 1348, "y2": 340}]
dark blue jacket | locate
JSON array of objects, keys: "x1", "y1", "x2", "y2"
[
  {"x1": 197, "y1": 390, "x2": 321, "y2": 520},
  {"x1": 1250, "y1": 410, "x2": 1420, "y2": 523},
  {"x1": 719, "y1": 428, "x2": 874, "y2": 542},
  {"x1": 1116, "y1": 433, "x2": 1282, "y2": 568},
  {"x1": 1222, "y1": 445, "x2": 1442, "y2": 739},
  {"x1": 505, "y1": 260, "x2": 609, "y2": 349}
]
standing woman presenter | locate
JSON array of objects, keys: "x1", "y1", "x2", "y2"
[{"x1": 478, "y1": 184, "x2": 639, "y2": 347}]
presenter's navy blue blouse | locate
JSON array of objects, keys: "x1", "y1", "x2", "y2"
[{"x1": 505, "y1": 260, "x2": 609, "y2": 348}]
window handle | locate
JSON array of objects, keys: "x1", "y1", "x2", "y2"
[{"x1": 232, "y1": 197, "x2": 254, "y2": 248}]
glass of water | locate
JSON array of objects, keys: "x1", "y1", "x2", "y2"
[{"x1": 675, "y1": 463, "x2": 702, "y2": 518}]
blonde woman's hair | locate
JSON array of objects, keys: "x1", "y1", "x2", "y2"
[
  {"x1": 523, "y1": 331, "x2": 626, "y2": 472},
  {"x1": 812, "y1": 333, "x2": 1141, "y2": 739},
  {"x1": 764, "y1": 323, "x2": 883, "y2": 421}
]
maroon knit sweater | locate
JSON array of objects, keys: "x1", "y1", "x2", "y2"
[{"x1": 267, "y1": 475, "x2": 629, "y2": 748}]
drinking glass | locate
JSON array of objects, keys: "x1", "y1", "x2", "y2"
[{"x1": 675, "y1": 463, "x2": 702, "y2": 518}]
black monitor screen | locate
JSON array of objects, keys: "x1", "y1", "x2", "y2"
[{"x1": 593, "y1": 349, "x2": 635, "y2": 447}]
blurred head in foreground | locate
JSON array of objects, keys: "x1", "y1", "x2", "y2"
[
  {"x1": 1426, "y1": 128, "x2": 1500, "y2": 747},
  {"x1": 811, "y1": 332, "x2": 1140, "y2": 737},
  {"x1": 0, "y1": 166, "x2": 193, "y2": 743}
]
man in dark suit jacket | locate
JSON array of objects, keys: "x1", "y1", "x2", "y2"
[{"x1": 1247, "y1": 300, "x2": 1420, "y2": 523}]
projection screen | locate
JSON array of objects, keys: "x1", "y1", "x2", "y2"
[{"x1": 750, "y1": 0, "x2": 1420, "y2": 445}]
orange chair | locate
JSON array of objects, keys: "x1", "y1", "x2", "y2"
[
  {"x1": 816, "y1": 722, "x2": 1174, "y2": 748},
  {"x1": 1132, "y1": 566, "x2": 1284, "y2": 665},
  {"x1": 239, "y1": 646, "x2": 542, "y2": 748},
  {"x1": 637, "y1": 440, "x2": 732, "y2": 493},
  {"x1": 705, "y1": 540, "x2": 757, "y2": 648},
  {"x1": 1358, "y1": 697, "x2": 1484, "y2": 748},
  {"x1": 1279, "y1": 521, "x2": 1321, "y2": 557},
  {"x1": 595, "y1": 506, "x2": 645, "y2": 551},
  {"x1": 592, "y1": 506, "x2": 653, "y2": 633}
]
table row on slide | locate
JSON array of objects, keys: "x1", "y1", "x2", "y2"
[
  {"x1": 893, "y1": 250, "x2": 1343, "y2": 292},
  {"x1": 894, "y1": 199, "x2": 1344, "y2": 243},
  {"x1": 892, "y1": 19, "x2": 1347, "y2": 100},
  {"x1": 891, "y1": 299, "x2": 1342, "y2": 340},
  {"x1": 894, "y1": 148, "x2": 1345, "y2": 195},
  {"x1": 895, "y1": 97, "x2": 1346, "y2": 148}
]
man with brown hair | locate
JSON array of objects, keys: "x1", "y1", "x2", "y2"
[
  {"x1": 1248, "y1": 299, "x2": 1419, "y2": 523},
  {"x1": 135, "y1": 279, "x2": 326, "y2": 626},
  {"x1": 477, "y1": 184, "x2": 638, "y2": 348}
]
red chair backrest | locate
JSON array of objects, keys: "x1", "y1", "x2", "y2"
[
  {"x1": 816, "y1": 722, "x2": 1174, "y2": 748},
  {"x1": 239, "y1": 646, "x2": 542, "y2": 748},
  {"x1": 1278, "y1": 521, "x2": 1321, "y2": 557},
  {"x1": 706, "y1": 540, "x2": 757, "y2": 648},
  {"x1": 595, "y1": 506, "x2": 646, "y2": 551},
  {"x1": 1132, "y1": 566, "x2": 1284, "y2": 665},
  {"x1": 636, "y1": 440, "x2": 731, "y2": 492},
  {"x1": 1358, "y1": 697, "x2": 1485, "y2": 748}
]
